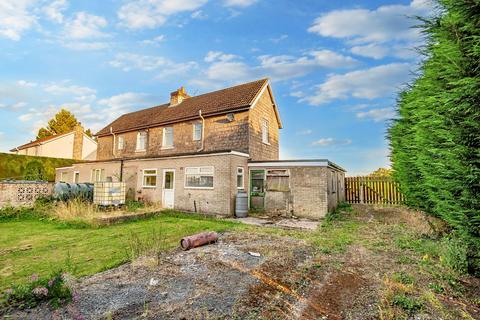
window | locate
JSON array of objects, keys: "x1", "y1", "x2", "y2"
[
  {"x1": 237, "y1": 167, "x2": 244, "y2": 189},
  {"x1": 143, "y1": 169, "x2": 157, "y2": 188},
  {"x1": 73, "y1": 171, "x2": 80, "y2": 183},
  {"x1": 261, "y1": 118, "x2": 269, "y2": 144},
  {"x1": 162, "y1": 127, "x2": 173, "y2": 148},
  {"x1": 60, "y1": 172, "x2": 68, "y2": 182},
  {"x1": 266, "y1": 169, "x2": 290, "y2": 192},
  {"x1": 193, "y1": 123, "x2": 202, "y2": 141},
  {"x1": 90, "y1": 169, "x2": 105, "y2": 182},
  {"x1": 117, "y1": 136, "x2": 124, "y2": 150},
  {"x1": 136, "y1": 131, "x2": 147, "y2": 151},
  {"x1": 185, "y1": 166, "x2": 214, "y2": 189}
]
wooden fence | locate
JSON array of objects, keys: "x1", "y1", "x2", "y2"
[{"x1": 345, "y1": 176, "x2": 404, "y2": 205}]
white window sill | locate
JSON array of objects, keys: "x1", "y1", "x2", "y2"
[
  {"x1": 161, "y1": 146, "x2": 174, "y2": 150},
  {"x1": 142, "y1": 186, "x2": 157, "y2": 189},
  {"x1": 237, "y1": 187, "x2": 245, "y2": 190},
  {"x1": 135, "y1": 149, "x2": 146, "y2": 153},
  {"x1": 262, "y1": 141, "x2": 271, "y2": 145},
  {"x1": 185, "y1": 187, "x2": 214, "y2": 190}
]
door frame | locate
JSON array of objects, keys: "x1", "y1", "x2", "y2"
[
  {"x1": 162, "y1": 169, "x2": 175, "y2": 208},
  {"x1": 249, "y1": 169, "x2": 266, "y2": 211}
]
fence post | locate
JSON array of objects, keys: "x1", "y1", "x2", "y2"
[{"x1": 359, "y1": 180, "x2": 364, "y2": 204}]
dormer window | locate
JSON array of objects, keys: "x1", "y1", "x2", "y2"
[{"x1": 136, "y1": 131, "x2": 147, "y2": 151}]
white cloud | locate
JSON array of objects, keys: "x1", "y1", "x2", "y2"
[
  {"x1": 312, "y1": 138, "x2": 352, "y2": 147},
  {"x1": 303, "y1": 63, "x2": 411, "y2": 105},
  {"x1": 308, "y1": 0, "x2": 433, "y2": 44},
  {"x1": 44, "y1": 83, "x2": 96, "y2": 97},
  {"x1": 269, "y1": 34, "x2": 288, "y2": 43},
  {"x1": 96, "y1": 92, "x2": 152, "y2": 123},
  {"x1": 205, "y1": 51, "x2": 238, "y2": 63},
  {"x1": 118, "y1": 0, "x2": 207, "y2": 30},
  {"x1": 62, "y1": 41, "x2": 109, "y2": 50},
  {"x1": 17, "y1": 80, "x2": 37, "y2": 87},
  {"x1": 350, "y1": 44, "x2": 390, "y2": 60},
  {"x1": 297, "y1": 129, "x2": 312, "y2": 135},
  {"x1": 224, "y1": 0, "x2": 258, "y2": 7},
  {"x1": 0, "y1": 0, "x2": 37, "y2": 41},
  {"x1": 356, "y1": 107, "x2": 396, "y2": 122},
  {"x1": 64, "y1": 12, "x2": 108, "y2": 39},
  {"x1": 141, "y1": 35, "x2": 165, "y2": 45},
  {"x1": 190, "y1": 10, "x2": 207, "y2": 19},
  {"x1": 42, "y1": 0, "x2": 67, "y2": 23}
]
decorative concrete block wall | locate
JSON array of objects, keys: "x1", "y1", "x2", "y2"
[{"x1": 0, "y1": 181, "x2": 53, "y2": 208}]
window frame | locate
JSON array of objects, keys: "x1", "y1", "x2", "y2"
[
  {"x1": 60, "y1": 172, "x2": 68, "y2": 182},
  {"x1": 73, "y1": 171, "x2": 80, "y2": 183},
  {"x1": 162, "y1": 127, "x2": 174, "y2": 149},
  {"x1": 237, "y1": 167, "x2": 244, "y2": 189},
  {"x1": 193, "y1": 122, "x2": 202, "y2": 141},
  {"x1": 136, "y1": 131, "x2": 147, "y2": 152},
  {"x1": 90, "y1": 169, "x2": 105, "y2": 183},
  {"x1": 117, "y1": 136, "x2": 124, "y2": 150},
  {"x1": 261, "y1": 118, "x2": 270, "y2": 144},
  {"x1": 142, "y1": 168, "x2": 158, "y2": 188},
  {"x1": 184, "y1": 166, "x2": 214, "y2": 190}
]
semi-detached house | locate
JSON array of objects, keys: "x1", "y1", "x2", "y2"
[{"x1": 56, "y1": 79, "x2": 345, "y2": 219}]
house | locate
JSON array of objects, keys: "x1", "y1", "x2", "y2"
[
  {"x1": 55, "y1": 79, "x2": 345, "y2": 219},
  {"x1": 11, "y1": 125, "x2": 97, "y2": 161}
]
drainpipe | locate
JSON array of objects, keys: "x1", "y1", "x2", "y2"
[
  {"x1": 197, "y1": 110, "x2": 205, "y2": 152},
  {"x1": 110, "y1": 127, "x2": 116, "y2": 158},
  {"x1": 120, "y1": 159, "x2": 124, "y2": 182}
]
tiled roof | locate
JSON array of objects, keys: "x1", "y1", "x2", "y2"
[
  {"x1": 10, "y1": 131, "x2": 72, "y2": 151},
  {"x1": 96, "y1": 78, "x2": 269, "y2": 136}
]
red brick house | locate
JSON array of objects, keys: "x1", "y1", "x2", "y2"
[{"x1": 56, "y1": 79, "x2": 345, "y2": 218}]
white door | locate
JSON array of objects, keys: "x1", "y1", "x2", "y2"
[{"x1": 162, "y1": 170, "x2": 175, "y2": 208}]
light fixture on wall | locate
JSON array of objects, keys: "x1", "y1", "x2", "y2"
[{"x1": 226, "y1": 113, "x2": 235, "y2": 122}]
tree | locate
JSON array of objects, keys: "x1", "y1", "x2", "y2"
[
  {"x1": 36, "y1": 109, "x2": 93, "y2": 139},
  {"x1": 368, "y1": 168, "x2": 393, "y2": 178},
  {"x1": 388, "y1": 0, "x2": 480, "y2": 274},
  {"x1": 23, "y1": 160, "x2": 46, "y2": 181}
]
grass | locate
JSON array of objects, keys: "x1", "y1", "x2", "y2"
[{"x1": 0, "y1": 211, "x2": 244, "y2": 290}]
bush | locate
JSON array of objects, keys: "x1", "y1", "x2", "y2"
[
  {"x1": 0, "y1": 271, "x2": 73, "y2": 310},
  {"x1": 392, "y1": 294, "x2": 423, "y2": 314},
  {"x1": 126, "y1": 200, "x2": 145, "y2": 212}
]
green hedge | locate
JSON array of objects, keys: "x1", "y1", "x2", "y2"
[{"x1": 0, "y1": 153, "x2": 76, "y2": 182}]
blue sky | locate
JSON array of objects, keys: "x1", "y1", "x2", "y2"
[{"x1": 0, "y1": 0, "x2": 434, "y2": 174}]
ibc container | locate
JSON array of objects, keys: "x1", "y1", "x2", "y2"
[{"x1": 93, "y1": 182, "x2": 126, "y2": 206}]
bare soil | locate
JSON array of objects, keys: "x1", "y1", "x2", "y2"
[{"x1": 5, "y1": 205, "x2": 480, "y2": 320}]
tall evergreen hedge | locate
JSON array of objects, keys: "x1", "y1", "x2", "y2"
[{"x1": 389, "y1": 0, "x2": 480, "y2": 273}]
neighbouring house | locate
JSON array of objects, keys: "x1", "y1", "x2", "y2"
[
  {"x1": 55, "y1": 79, "x2": 345, "y2": 219},
  {"x1": 11, "y1": 125, "x2": 97, "y2": 161}
]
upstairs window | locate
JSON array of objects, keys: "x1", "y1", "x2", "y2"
[
  {"x1": 117, "y1": 136, "x2": 124, "y2": 150},
  {"x1": 193, "y1": 123, "x2": 202, "y2": 141},
  {"x1": 261, "y1": 118, "x2": 269, "y2": 144},
  {"x1": 136, "y1": 131, "x2": 147, "y2": 151},
  {"x1": 162, "y1": 127, "x2": 174, "y2": 148},
  {"x1": 185, "y1": 166, "x2": 214, "y2": 189}
]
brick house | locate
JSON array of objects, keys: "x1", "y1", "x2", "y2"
[
  {"x1": 11, "y1": 125, "x2": 97, "y2": 160},
  {"x1": 56, "y1": 79, "x2": 345, "y2": 219}
]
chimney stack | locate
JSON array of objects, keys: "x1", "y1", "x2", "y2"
[
  {"x1": 170, "y1": 86, "x2": 189, "y2": 106},
  {"x1": 72, "y1": 124, "x2": 84, "y2": 160}
]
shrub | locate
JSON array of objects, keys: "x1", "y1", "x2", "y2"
[
  {"x1": 126, "y1": 200, "x2": 145, "y2": 212},
  {"x1": 0, "y1": 271, "x2": 73, "y2": 310},
  {"x1": 391, "y1": 294, "x2": 423, "y2": 314}
]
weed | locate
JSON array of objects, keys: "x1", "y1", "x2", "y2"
[
  {"x1": 125, "y1": 227, "x2": 168, "y2": 264},
  {"x1": 0, "y1": 270, "x2": 72, "y2": 311},
  {"x1": 391, "y1": 272, "x2": 415, "y2": 285},
  {"x1": 125, "y1": 200, "x2": 145, "y2": 212},
  {"x1": 391, "y1": 293, "x2": 423, "y2": 314},
  {"x1": 324, "y1": 202, "x2": 352, "y2": 223},
  {"x1": 439, "y1": 233, "x2": 468, "y2": 274}
]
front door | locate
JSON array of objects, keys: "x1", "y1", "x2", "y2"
[{"x1": 162, "y1": 170, "x2": 175, "y2": 209}]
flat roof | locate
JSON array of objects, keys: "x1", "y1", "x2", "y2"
[{"x1": 248, "y1": 159, "x2": 346, "y2": 172}]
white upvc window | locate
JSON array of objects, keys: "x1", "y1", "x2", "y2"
[
  {"x1": 117, "y1": 136, "x2": 124, "y2": 150},
  {"x1": 162, "y1": 127, "x2": 174, "y2": 148},
  {"x1": 185, "y1": 166, "x2": 214, "y2": 189},
  {"x1": 90, "y1": 169, "x2": 105, "y2": 182},
  {"x1": 60, "y1": 172, "x2": 68, "y2": 182},
  {"x1": 193, "y1": 123, "x2": 202, "y2": 141},
  {"x1": 237, "y1": 167, "x2": 244, "y2": 189},
  {"x1": 136, "y1": 131, "x2": 147, "y2": 151},
  {"x1": 142, "y1": 169, "x2": 157, "y2": 188},
  {"x1": 261, "y1": 118, "x2": 269, "y2": 144}
]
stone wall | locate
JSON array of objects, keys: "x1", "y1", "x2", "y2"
[
  {"x1": 96, "y1": 112, "x2": 250, "y2": 161},
  {"x1": 0, "y1": 181, "x2": 53, "y2": 208}
]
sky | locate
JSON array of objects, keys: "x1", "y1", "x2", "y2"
[{"x1": 0, "y1": 0, "x2": 435, "y2": 175}]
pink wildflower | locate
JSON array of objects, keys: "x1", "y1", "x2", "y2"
[
  {"x1": 48, "y1": 279, "x2": 54, "y2": 287},
  {"x1": 4, "y1": 288, "x2": 13, "y2": 295},
  {"x1": 30, "y1": 274, "x2": 39, "y2": 282}
]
